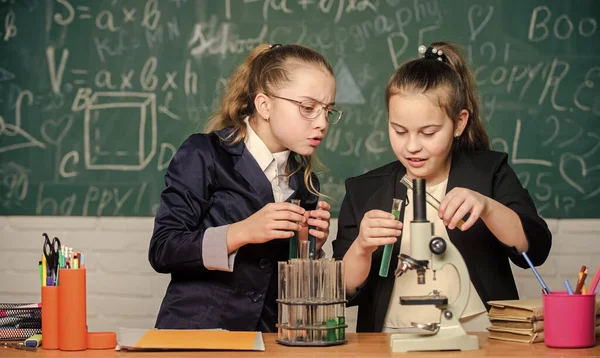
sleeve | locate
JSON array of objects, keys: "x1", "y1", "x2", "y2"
[
  {"x1": 491, "y1": 153, "x2": 552, "y2": 269},
  {"x1": 148, "y1": 136, "x2": 236, "y2": 274},
  {"x1": 332, "y1": 181, "x2": 369, "y2": 306},
  {"x1": 202, "y1": 225, "x2": 238, "y2": 271}
]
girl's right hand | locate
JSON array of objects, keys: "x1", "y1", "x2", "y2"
[
  {"x1": 355, "y1": 209, "x2": 403, "y2": 256},
  {"x1": 228, "y1": 202, "x2": 307, "y2": 248}
]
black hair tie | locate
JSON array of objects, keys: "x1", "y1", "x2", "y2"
[{"x1": 418, "y1": 45, "x2": 447, "y2": 63}]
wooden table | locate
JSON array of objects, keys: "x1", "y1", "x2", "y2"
[{"x1": 1, "y1": 333, "x2": 598, "y2": 357}]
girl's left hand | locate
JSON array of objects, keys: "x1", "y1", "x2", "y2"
[
  {"x1": 438, "y1": 188, "x2": 490, "y2": 231},
  {"x1": 305, "y1": 201, "x2": 331, "y2": 251}
]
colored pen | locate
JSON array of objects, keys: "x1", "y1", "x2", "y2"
[
  {"x1": 564, "y1": 280, "x2": 574, "y2": 295},
  {"x1": 24, "y1": 333, "x2": 42, "y2": 347},
  {"x1": 589, "y1": 267, "x2": 600, "y2": 294},
  {"x1": 41, "y1": 256, "x2": 47, "y2": 287},
  {"x1": 574, "y1": 267, "x2": 587, "y2": 294},
  {"x1": 521, "y1": 252, "x2": 551, "y2": 294}
]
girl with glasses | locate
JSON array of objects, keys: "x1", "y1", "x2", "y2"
[{"x1": 149, "y1": 44, "x2": 339, "y2": 332}]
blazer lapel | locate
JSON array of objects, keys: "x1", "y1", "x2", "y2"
[
  {"x1": 447, "y1": 150, "x2": 467, "y2": 193},
  {"x1": 217, "y1": 128, "x2": 275, "y2": 206}
]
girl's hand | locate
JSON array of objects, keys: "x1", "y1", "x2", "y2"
[
  {"x1": 355, "y1": 210, "x2": 402, "y2": 256},
  {"x1": 231, "y1": 202, "x2": 307, "y2": 246},
  {"x1": 303, "y1": 201, "x2": 331, "y2": 252},
  {"x1": 439, "y1": 188, "x2": 490, "y2": 231}
]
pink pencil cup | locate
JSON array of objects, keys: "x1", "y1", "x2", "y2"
[{"x1": 543, "y1": 291, "x2": 596, "y2": 348}]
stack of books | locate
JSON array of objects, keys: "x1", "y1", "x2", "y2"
[
  {"x1": 487, "y1": 298, "x2": 545, "y2": 343},
  {"x1": 487, "y1": 298, "x2": 600, "y2": 344}
]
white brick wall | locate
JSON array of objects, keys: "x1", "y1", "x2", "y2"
[{"x1": 0, "y1": 216, "x2": 597, "y2": 333}]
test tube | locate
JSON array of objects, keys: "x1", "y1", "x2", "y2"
[
  {"x1": 286, "y1": 262, "x2": 294, "y2": 342},
  {"x1": 301, "y1": 257, "x2": 310, "y2": 342},
  {"x1": 278, "y1": 261, "x2": 287, "y2": 340},
  {"x1": 379, "y1": 198, "x2": 403, "y2": 277},
  {"x1": 311, "y1": 259, "x2": 322, "y2": 342},
  {"x1": 289, "y1": 260, "x2": 298, "y2": 342},
  {"x1": 324, "y1": 260, "x2": 333, "y2": 342},
  {"x1": 289, "y1": 199, "x2": 301, "y2": 259},
  {"x1": 299, "y1": 240, "x2": 309, "y2": 259},
  {"x1": 336, "y1": 260, "x2": 345, "y2": 340},
  {"x1": 308, "y1": 233, "x2": 317, "y2": 259}
]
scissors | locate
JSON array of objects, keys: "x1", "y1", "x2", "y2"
[{"x1": 43, "y1": 233, "x2": 61, "y2": 284}]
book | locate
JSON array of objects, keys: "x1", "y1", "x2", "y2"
[
  {"x1": 489, "y1": 318, "x2": 544, "y2": 332},
  {"x1": 487, "y1": 298, "x2": 543, "y2": 321},
  {"x1": 487, "y1": 326, "x2": 544, "y2": 344},
  {"x1": 116, "y1": 328, "x2": 265, "y2": 351}
]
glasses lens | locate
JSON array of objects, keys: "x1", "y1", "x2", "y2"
[
  {"x1": 328, "y1": 110, "x2": 341, "y2": 124},
  {"x1": 299, "y1": 100, "x2": 321, "y2": 119}
]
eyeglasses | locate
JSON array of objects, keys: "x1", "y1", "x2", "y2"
[{"x1": 268, "y1": 94, "x2": 343, "y2": 124}]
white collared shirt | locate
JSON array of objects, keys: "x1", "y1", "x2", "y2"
[{"x1": 244, "y1": 118, "x2": 295, "y2": 203}]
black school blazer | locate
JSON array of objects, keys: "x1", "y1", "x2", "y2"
[
  {"x1": 149, "y1": 127, "x2": 319, "y2": 332},
  {"x1": 332, "y1": 150, "x2": 552, "y2": 332}
]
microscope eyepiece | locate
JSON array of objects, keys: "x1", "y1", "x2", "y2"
[{"x1": 413, "y1": 178, "x2": 427, "y2": 222}]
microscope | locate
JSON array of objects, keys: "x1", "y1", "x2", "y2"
[{"x1": 390, "y1": 178, "x2": 479, "y2": 352}]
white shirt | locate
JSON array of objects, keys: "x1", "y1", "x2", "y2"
[
  {"x1": 244, "y1": 119, "x2": 295, "y2": 203},
  {"x1": 382, "y1": 178, "x2": 488, "y2": 329}
]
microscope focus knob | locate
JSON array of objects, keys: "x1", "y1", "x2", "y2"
[{"x1": 429, "y1": 237, "x2": 447, "y2": 255}]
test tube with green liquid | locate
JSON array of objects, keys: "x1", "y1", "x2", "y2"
[
  {"x1": 379, "y1": 198, "x2": 403, "y2": 277},
  {"x1": 289, "y1": 199, "x2": 301, "y2": 259}
]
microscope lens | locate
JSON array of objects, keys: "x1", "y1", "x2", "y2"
[{"x1": 417, "y1": 270, "x2": 425, "y2": 284}]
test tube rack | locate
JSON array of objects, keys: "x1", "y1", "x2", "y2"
[{"x1": 276, "y1": 258, "x2": 347, "y2": 346}]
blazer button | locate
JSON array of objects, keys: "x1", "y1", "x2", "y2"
[
  {"x1": 259, "y1": 258, "x2": 271, "y2": 270},
  {"x1": 247, "y1": 291, "x2": 263, "y2": 303}
]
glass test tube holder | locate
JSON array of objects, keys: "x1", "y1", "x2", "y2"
[{"x1": 276, "y1": 257, "x2": 347, "y2": 346}]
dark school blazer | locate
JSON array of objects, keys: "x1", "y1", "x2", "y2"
[
  {"x1": 332, "y1": 150, "x2": 552, "y2": 332},
  {"x1": 149, "y1": 127, "x2": 319, "y2": 332}
]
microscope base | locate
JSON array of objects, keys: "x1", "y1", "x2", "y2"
[{"x1": 390, "y1": 325, "x2": 479, "y2": 352}]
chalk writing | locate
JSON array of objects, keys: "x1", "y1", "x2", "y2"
[{"x1": 1, "y1": 0, "x2": 597, "y2": 218}]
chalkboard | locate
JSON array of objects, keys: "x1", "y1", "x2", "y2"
[{"x1": 0, "y1": 0, "x2": 598, "y2": 218}]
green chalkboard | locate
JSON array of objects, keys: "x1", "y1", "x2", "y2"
[{"x1": 0, "y1": 0, "x2": 598, "y2": 217}]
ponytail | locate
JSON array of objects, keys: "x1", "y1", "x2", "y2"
[
  {"x1": 386, "y1": 41, "x2": 490, "y2": 152},
  {"x1": 204, "y1": 44, "x2": 270, "y2": 142}
]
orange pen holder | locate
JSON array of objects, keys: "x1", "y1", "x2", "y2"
[
  {"x1": 57, "y1": 268, "x2": 87, "y2": 351},
  {"x1": 41, "y1": 286, "x2": 59, "y2": 349}
]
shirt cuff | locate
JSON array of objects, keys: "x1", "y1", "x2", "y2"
[{"x1": 202, "y1": 225, "x2": 237, "y2": 272}]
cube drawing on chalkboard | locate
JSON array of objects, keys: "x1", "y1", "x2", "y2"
[{"x1": 84, "y1": 92, "x2": 157, "y2": 170}]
